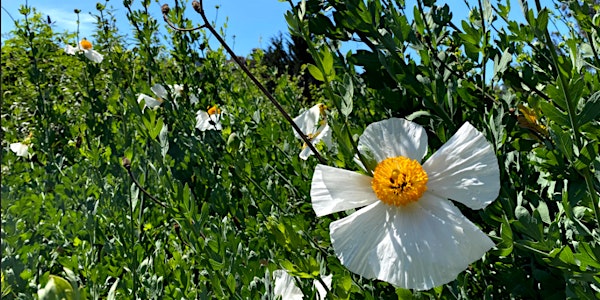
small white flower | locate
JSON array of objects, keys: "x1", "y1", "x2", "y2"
[
  {"x1": 138, "y1": 84, "x2": 200, "y2": 109},
  {"x1": 196, "y1": 105, "x2": 222, "y2": 131},
  {"x1": 292, "y1": 103, "x2": 332, "y2": 160},
  {"x1": 137, "y1": 84, "x2": 169, "y2": 110},
  {"x1": 64, "y1": 38, "x2": 103, "y2": 63},
  {"x1": 10, "y1": 142, "x2": 30, "y2": 157},
  {"x1": 311, "y1": 118, "x2": 500, "y2": 290},
  {"x1": 272, "y1": 270, "x2": 332, "y2": 300}
]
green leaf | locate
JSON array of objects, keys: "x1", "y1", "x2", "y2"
[
  {"x1": 38, "y1": 275, "x2": 74, "y2": 300},
  {"x1": 340, "y1": 75, "x2": 354, "y2": 117},
  {"x1": 540, "y1": 101, "x2": 570, "y2": 127},
  {"x1": 577, "y1": 91, "x2": 600, "y2": 126},
  {"x1": 307, "y1": 64, "x2": 324, "y2": 81},
  {"x1": 496, "y1": 215, "x2": 514, "y2": 257},
  {"x1": 492, "y1": 48, "x2": 512, "y2": 80},
  {"x1": 549, "y1": 124, "x2": 574, "y2": 161}
]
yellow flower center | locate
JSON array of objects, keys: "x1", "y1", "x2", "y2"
[
  {"x1": 80, "y1": 39, "x2": 93, "y2": 50},
  {"x1": 371, "y1": 156, "x2": 428, "y2": 206},
  {"x1": 207, "y1": 105, "x2": 220, "y2": 115}
]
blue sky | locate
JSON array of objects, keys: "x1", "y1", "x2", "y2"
[
  {"x1": 2, "y1": 0, "x2": 563, "y2": 56},
  {"x1": 1, "y1": 0, "x2": 292, "y2": 55}
]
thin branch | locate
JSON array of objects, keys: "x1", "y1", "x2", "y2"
[{"x1": 122, "y1": 157, "x2": 168, "y2": 208}]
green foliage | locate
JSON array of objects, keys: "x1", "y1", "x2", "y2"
[{"x1": 2, "y1": 0, "x2": 599, "y2": 299}]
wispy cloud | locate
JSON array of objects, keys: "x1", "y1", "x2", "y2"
[{"x1": 43, "y1": 7, "x2": 97, "y2": 40}]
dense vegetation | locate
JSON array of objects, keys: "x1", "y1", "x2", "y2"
[{"x1": 2, "y1": 0, "x2": 599, "y2": 299}]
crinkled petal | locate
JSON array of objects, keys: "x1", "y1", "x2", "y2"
[
  {"x1": 293, "y1": 104, "x2": 322, "y2": 139},
  {"x1": 137, "y1": 94, "x2": 162, "y2": 109},
  {"x1": 329, "y1": 195, "x2": 494, "y2": 290},
  {"x1": 84, "y1": 50, "x2": 103, "y2": 63},
  {"x1": 311, "y1": 164, "x2": 377, "y2": 216},
  {"x1": 359, "y1": 118, "x2": 428, "y2": 163},
  {"x1": 10, "y1": 143, "x2": 30, "y2": 157},
  {"x1": 273, "y1": 270, "x2": 303, "y2": 300},
  {"x1": 151, "y1": 84, "x2": 168, "y2": 99},
  {"x1": 423, "y1": 122, "x2": 500, "y2": 210}
]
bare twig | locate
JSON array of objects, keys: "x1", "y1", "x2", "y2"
[{"x1": 122, "y1": 157, "x2": 168, "y2": 208}]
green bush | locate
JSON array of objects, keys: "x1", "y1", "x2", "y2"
[{"x1": 2, "y1": 0, "x2": 598, "y2": 299}]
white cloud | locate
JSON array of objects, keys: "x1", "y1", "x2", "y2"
[{"x1": 43, "y1": 7, "x2": 97, "y2": 40}]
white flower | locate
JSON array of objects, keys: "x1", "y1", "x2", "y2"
[
  {"x1": 311, "y1": 118, "x2": 500, "y2": 290},
  {"x1": 272, "y1": 270, "x2": 332, "y2": 300},
  {"x1": 292, "y1": 104, "x2": 332, "y2": 160},
  {"x1": 10, "y1": 142, "x2": 30, "y2": 157},
  {"x1": 138, "y1": 84, "x2": 200, "y2": 109},
  {"x1": 196, "y1": 105, "x2": 223, "y2": 131},
  {"x1": 167, "y1": 84, "x2": 201, "y2": 105},
  {"x1": 137, "y1": 84, "x2": 169, "y2": 110},
  {"x1": 64, "y1": 38, "x2": 103, "y2": 63}
]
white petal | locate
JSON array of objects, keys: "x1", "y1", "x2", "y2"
[
  {"x1": 137, "y1": 94, "x2": 162, "y2": 109},
  {"x1": 170, "y1": 84, "x2": 184, "y2": 96},
  {"x1": 423, "y1": 122, "x2": 500, "y2": 210},
  {"x1": 210, "y1": 114, "x2": 223, "y2": 130},
  {"x1": 359, "y1": 118, "x2": 428, "y2": 162},
  {"x1": 84, "y1": 50, "x2": 103, "y2": 63},
  {"x1": 314, "y1": 274, "x2": 332, "y2": 300},
  {"x1": 273, "y1": 270, "x2": 303, "y2": 300},
  {"x1": 10, "y1": 143, "x2": 29, "y2": 157},
  {"x1": 293, "y1": 104, "x2": 322, "y2": 139},
  {"x1": 64, "y1": 45, "x2": 78, "y2": 55},
  {"x1": 196, "y1": 111, "x2": 221, "y2": 131},
  {"x1": 195, "y1": 110, "x2": 211, "y2": 131},
  {"x1": 329, "y1": 195, "x2": 494, "y2": 290},
  {"x1": 299, "y1": 124, "x2": 331, "y2": 160},
  {"x1": 299, "y1": 146, "x2": 313, "y2": 160},
  {"x1": 190, "y1": 94, "x2": 199, "y2": 105},
  {"x1": 151, "y1": 84, "x2": 168, "y2": 99},
  {"x1": 315, "y1": 124, "x2": 332, "y2": 148},
  {"x1": 311, "y1": 164, "x2": 378, "y2": 216}
]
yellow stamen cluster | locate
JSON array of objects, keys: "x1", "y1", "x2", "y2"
[
  {"x1": 207, "y1": 105, "x2": 221, "y2": 115},
  {"x1": 371, "y1": 156, "x2": 428, "y2": 206},
  {"x1": 80, "y1": 38, "x2": 93, "y2": 50}
]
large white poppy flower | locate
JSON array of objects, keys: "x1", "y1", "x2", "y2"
[
  {"x1": 272, "y1": 270, "x2": 332, "y2": 300},
  {"x1": 64, "y1": 38, "x2": 103, "y2": 63},
  {"x1": 196, "y1": 105, "x2": 223, "y2": 131},
  {"x1": 311, "y1": 118, "x2": 500, "y2": 290},
  {"x1": 292, "y1": 104, "x2": 332, "y2": 160}
]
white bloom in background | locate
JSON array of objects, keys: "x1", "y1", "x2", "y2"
[
  {"x1": 10, "y1": 142, "x2": 30, "y2": 157},
  {"x1": 292, "y1": 103, "x2": 332, "y2": 160},
  {"x1": 10, "y1": 133, "x2": 33, "y2": 158},
  {"x1": 138, "y1": 84, "x2": 200, "y2": 109},
  {"x1": 137, "y1": 84, "x2": 169, "y2": 110},
  {"x1": 311, "y1": 118, "x2": 500, "y2": 290},
  {"x1": 272, "y1": 270, "x2": 332, "y2": 300},
  {"x1": 196, "y1": 105, "x2": 222, "y2": 131},
  {"x1": 168, "y1": 84, "x2": 200, "y2": 105},
  {"x1": 64, "y1": 38, "x2": 103, "y2": 63}
]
